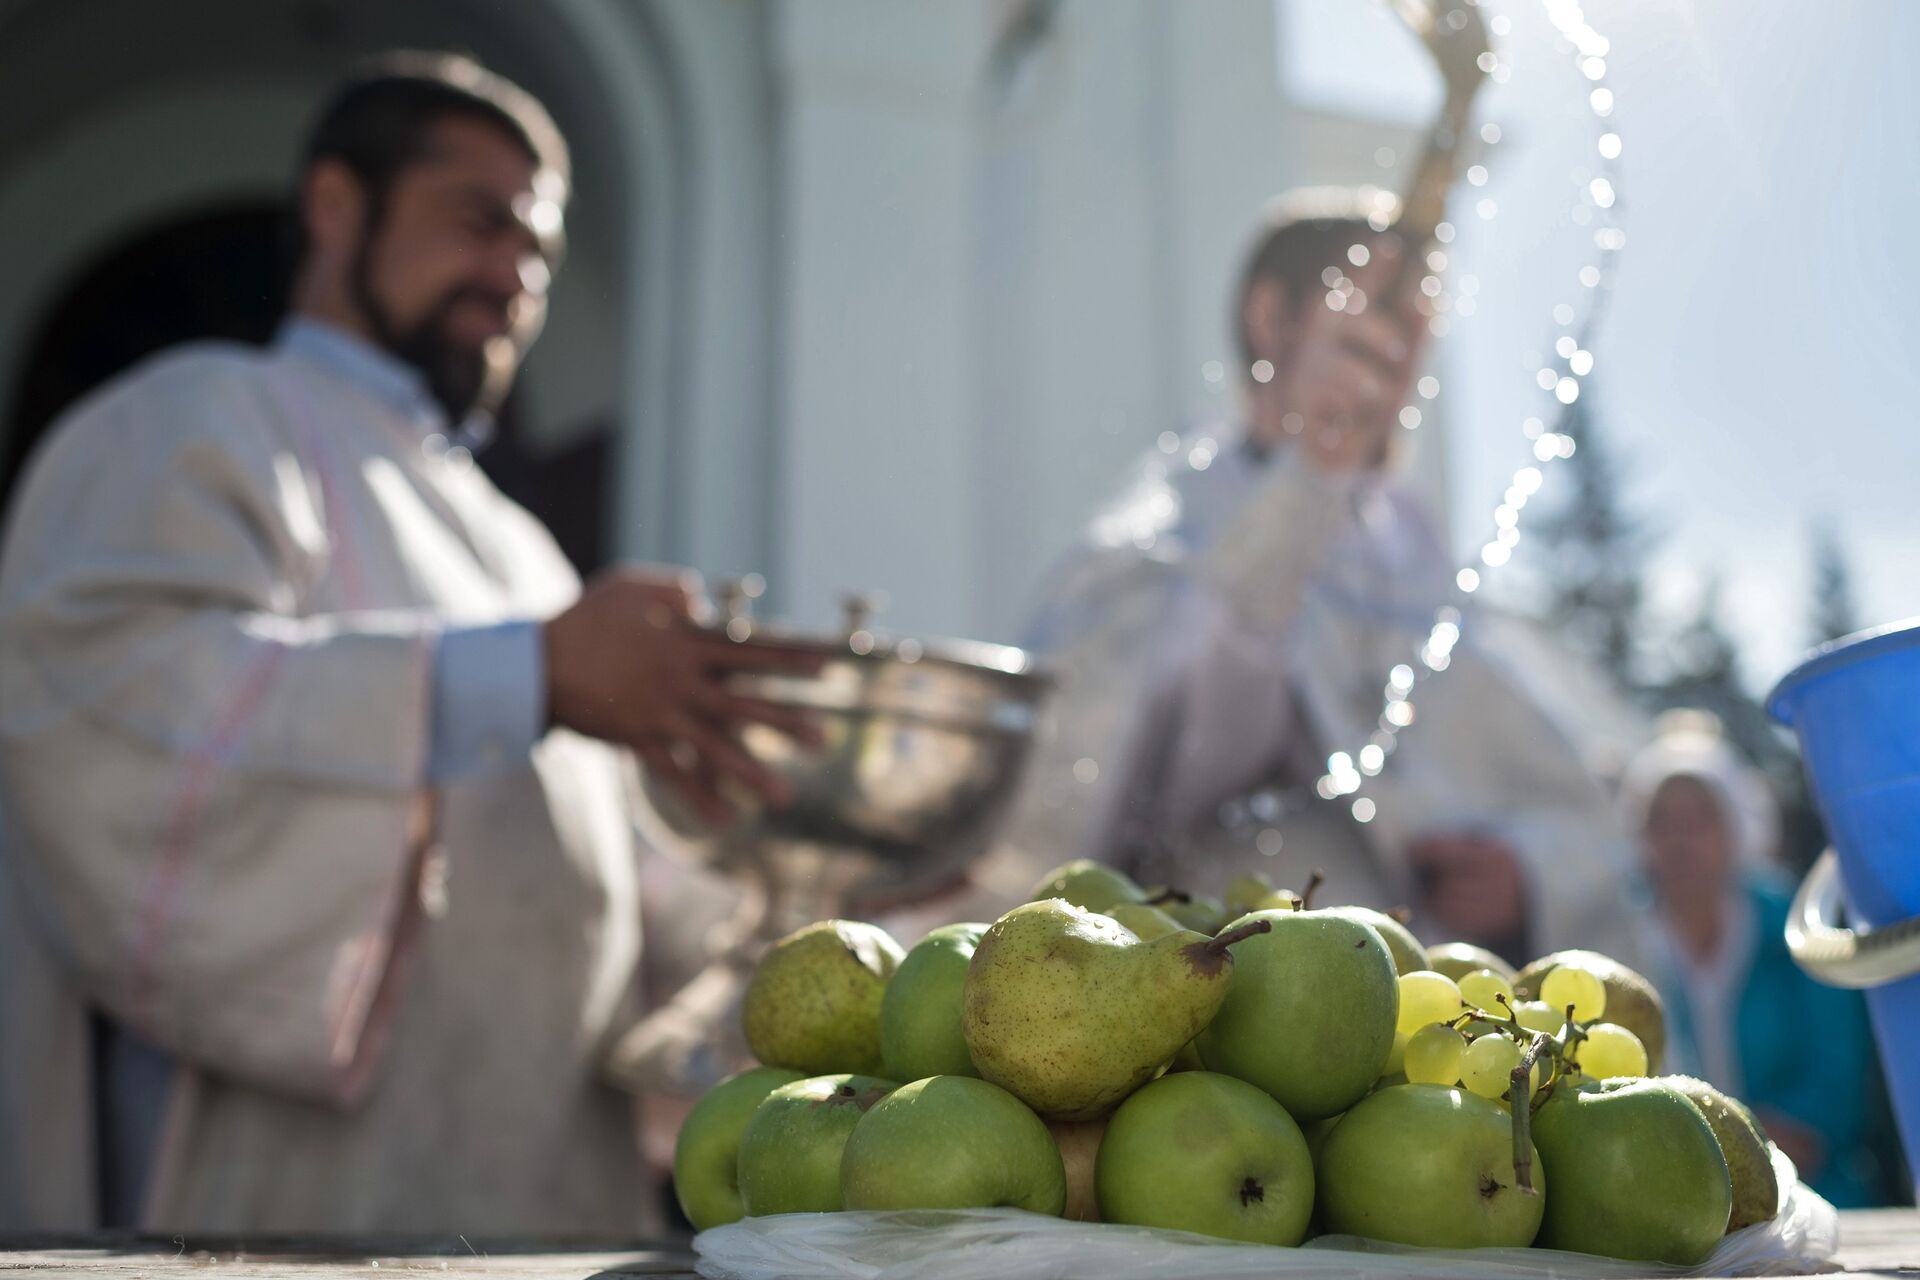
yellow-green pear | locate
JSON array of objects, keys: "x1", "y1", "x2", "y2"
[
  {"x1": 1109, "y1": 901, "x2": 1227, "y2": 1074},
  {"x1": 1141, "y1": 887, "x2": 1228, "y2": 934},
  {"x1": 1223, "y1": 871, "x2": 1280, "y2": 916},
  {"x1": 963, "y1": 900, "x2": 1271, "y2": 1121},
  {"x1": 1028, "y1": 859, "x2": 1146, "y2": 912},
  {"x1": 1048, "y1": 1117, "x2": 1107, "y2": 1221},
  {"x1": 1427, "y1": 941, "x2": 1518, "y2": 983},
  {"x1": 1106, "y1": 902, "x2": 1184, "y2": 940},
  {"x1": 741, "y1": 919, "x2": 904, "y2": 1076}
]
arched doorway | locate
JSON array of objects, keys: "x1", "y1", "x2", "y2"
[
  {"x1": 0, "y1": 0, "x2": 702, "y2": 576},
  {"x1": 0, "y1": 202, "x2": 286, "y2": 515}
]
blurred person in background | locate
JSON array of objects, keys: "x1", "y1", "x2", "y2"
[
  {"x1": 983, "y1": 188, "x2": 1642, "y2": 966},
  {"x1": 0, "y1": 52, "x2": 814, "y2": 1233},
  {"x1": 1622, "y1": 710, "x2": 1890, "y2": 1206}
]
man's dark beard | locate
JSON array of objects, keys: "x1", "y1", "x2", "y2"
[{"x1": 349, "y1": 236, "x2": 513, "y2": 425}]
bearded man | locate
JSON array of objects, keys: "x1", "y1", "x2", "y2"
[{"x1": 0, "y1": 53, "x2": 813, "y2": 1233}]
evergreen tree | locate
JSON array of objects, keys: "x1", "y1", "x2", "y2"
[
  {"x1": 1808, "y1": 518, "x2": 1862, "y2": 647},
  {"x1": 1526, "y1": 392, "x2": 1657, "y2": 691},
  {"x1": 1655, "y1": 575, "x2": 1749, "y2": 730}
]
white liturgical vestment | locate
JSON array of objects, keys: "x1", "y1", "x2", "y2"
[
  {"x1": 983, "y1": 430, "x2": 1644, "y2": 966},
  {"x1": 0, "y1": 337, "x2": 647, "y2": 1233}
]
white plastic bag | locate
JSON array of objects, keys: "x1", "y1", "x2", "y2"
[{"x1": 695, "y1": 1148, "x2": 1839, "y2": 1280}]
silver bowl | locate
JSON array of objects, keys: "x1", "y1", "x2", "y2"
[
  {"x1": 617, "y1": 590, "x2": 1052, "y2": 1093},
  {"x1": 637, "y1": 590, "x2": 1052, "y2": 924}
]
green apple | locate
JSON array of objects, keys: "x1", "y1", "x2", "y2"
[
  {"x1": 1662, "y1": 1075, "x2": 1778, "y2": 1231},
  {"x1": 879, "y1": 923, "x2": 986, "y2": 1081},
  {"x1": 735, "y1": 1073, "x2": 896, "y2": 1215},
  {"x1": 1319, "y1": 906, "x2": 1427, "y2": 976},
  {"x1": 741, "y1": 920, "x2": 903, "y2": 1076},
  {"x1": 1097, "y1": 1072, "x2": 1314, "y2": 1245},
  {"x1": 1196, "y1": 909, "x2": 1398, "y2": 1119},
  {"x1": 840, "y1": 1076, "x2": 1066, "y2": 1213},
  {"x1": 1317, "y1": 1084, "x2": 1544, "y2": 1248},
  {"x1": 671, "y1": 1066, "x2": 804, "y2": 1229},
  {"x1": 1028, "y1": 859, "x2": 1145, "y2": 912},
  {"x1": 1531, "y1": 1079, "x2": 1731, "y2": 1264}
]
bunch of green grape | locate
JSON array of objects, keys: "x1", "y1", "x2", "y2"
[{"x1": 1389, "y1": 962, "x2": 1648, "y2": 1103}]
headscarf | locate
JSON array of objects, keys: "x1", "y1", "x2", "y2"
[{"x1": 1618, "y1": 709, "x2": 1781, "y2": 870}]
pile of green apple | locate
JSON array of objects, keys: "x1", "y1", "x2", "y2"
[{"x1": 674, "y1": 860, "x2": 1783, "y2": 1268}]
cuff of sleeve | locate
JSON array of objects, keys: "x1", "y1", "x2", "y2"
[{"x1": 427, "y1": 619, "x2": 545, "y2": 782}]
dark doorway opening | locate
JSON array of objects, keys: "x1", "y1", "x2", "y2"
[
  {"x1": 2, "y1": 201, "x2": 612, "y2": 572},
  {"x1": 2, "y1": 202, "x2": 287, "y2": 513}
]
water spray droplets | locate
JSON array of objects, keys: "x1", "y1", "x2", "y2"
[{"x1": 1310, "y1": 0, "x2": 1625, "y2": 814}]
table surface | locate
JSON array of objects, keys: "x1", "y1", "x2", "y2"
[{"x1": 2, "y1": 1209, "x2": 1915, "y2": 1278}]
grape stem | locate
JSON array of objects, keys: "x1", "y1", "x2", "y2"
[
  {"x1": 1560, "y1": 1008, "x2": 1589, "y2": 1060},
  {"x1": 1300, "y1": 870, "x2": 1325, "y2": 911},
  {"x1": 1509, "y1": 1032, "x2": 1554, "y2": 1196}
]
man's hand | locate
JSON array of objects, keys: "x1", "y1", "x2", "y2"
[
  {"x1": 1407, "y1": 831, "x2": 1527, "y2": 948},
  {"x1": 1254, "y1": 236, "x2": 1426, "y2": 471},
  {"x1": 544, "y1": 567, "x2": 825, "y2": 826}
]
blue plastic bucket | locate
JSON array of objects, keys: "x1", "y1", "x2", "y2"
[{"x1": 1768, "y1": 617, "x2": 1920, "y2": 1182}]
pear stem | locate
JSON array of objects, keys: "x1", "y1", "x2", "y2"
[
  {"x1": 1144, "y1": 887, "x2": 1192, "y2": 907},
  {"x1": 1300, "y1": 870, "x2": 1325, "y2": 911},
  {"x1": 1207, "y1": 918, "x2": 1273, "y2": 951},
  {"x1": 1510, "y1": 1032, "x2": 1553, "y2": 1195}
]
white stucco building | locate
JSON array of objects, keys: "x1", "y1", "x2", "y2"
[{"x1": 0, "y1": 0, "x2": 1441, "y2": 647}]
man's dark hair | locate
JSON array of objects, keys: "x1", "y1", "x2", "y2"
[
  {"x1": 1233, "y1": 186, "x2": 1403, "y2": 370},
  {"x1": 288, "y1": 51, "x2": 569, "y2": 269}
]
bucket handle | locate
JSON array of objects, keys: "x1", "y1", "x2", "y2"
[{"x1": 1787, "y1": 849, "x2": 1920, "y2": 988}]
